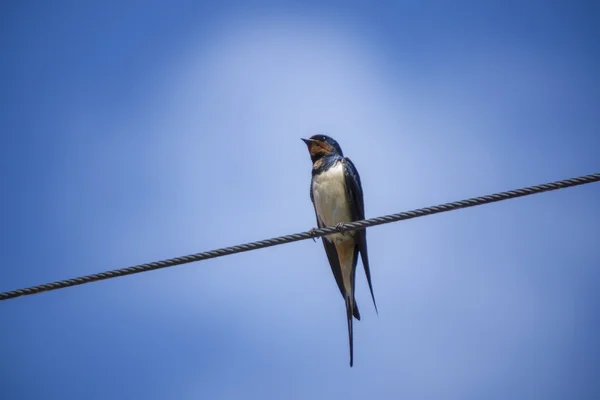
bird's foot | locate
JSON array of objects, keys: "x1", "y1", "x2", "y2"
[
  {"x1": 308, "y1": 227, "x2": 318, "y2": 242},
  {"x1": 335, "y1": 222, "x2": 347, "y2": 234}
]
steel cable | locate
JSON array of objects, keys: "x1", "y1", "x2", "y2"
[{"x1": 1, "y1": 173, "x2": 598, "y2": 301}]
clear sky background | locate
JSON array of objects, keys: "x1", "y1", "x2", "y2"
[{"x1": 1, "y1": 1, "x2": 599, "y2": 399}]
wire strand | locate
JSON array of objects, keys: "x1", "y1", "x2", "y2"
[{"x1": 1, "y1": 173, "x2": 598, "y2": 302}]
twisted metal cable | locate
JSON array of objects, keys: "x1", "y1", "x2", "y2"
[{"x1": 1, "y1": 173, "x2": 598, "y2": 302}]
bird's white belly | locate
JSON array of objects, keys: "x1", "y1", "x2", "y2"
[{"x1": 312, "y1": 162, "x2": 351, "y2": 241}]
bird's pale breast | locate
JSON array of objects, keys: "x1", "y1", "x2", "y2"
[{"x1": 312, "y1": 161, "x2": 352, "y2": 242}]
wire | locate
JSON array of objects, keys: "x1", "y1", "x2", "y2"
[{"x1": 1, "y1": 173, "x2": 598, "y2": 302}]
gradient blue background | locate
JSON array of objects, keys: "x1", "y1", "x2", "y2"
[{"x1": 1, "y1": 1, "x2": 599, "y2": 399}]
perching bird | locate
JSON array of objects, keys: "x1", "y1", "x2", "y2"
[{"x1": 301, "y1": 134, "x2": 377, "y2": 367}]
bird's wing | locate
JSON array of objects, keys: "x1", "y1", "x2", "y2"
[
  {"x1": 343, "y1": 157, "x2": 378, "y2": 314},
  {"x1": 320, "y1": 229, "x2": 361, "y2": 322}
]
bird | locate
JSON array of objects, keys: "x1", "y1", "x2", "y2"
[{"x1": 301, "y1": 134, "x2": 377, "y2": 367}]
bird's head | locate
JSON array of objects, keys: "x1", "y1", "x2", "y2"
[{"x1": 301, "y1": 134, "x2": 344, "y2": 163}]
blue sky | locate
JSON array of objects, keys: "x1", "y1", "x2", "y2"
[{"x1": 1, "y1": 1, "x2": 599, "y2": 399}]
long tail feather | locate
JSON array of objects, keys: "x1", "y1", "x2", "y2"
[{"x1": 346, "y1": 296, "x2": 354, "y2": 367}]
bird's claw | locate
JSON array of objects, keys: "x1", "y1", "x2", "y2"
[
  {"x1": 308, "y1": 227, "x2": 318, "y2": 242},
  {"x1": 335, "y1": 223, "x2": 347, "y2": 234}
]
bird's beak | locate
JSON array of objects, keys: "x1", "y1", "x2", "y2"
[{"x1": 301, "y1": 138, "x2": 315, "y2": 146}]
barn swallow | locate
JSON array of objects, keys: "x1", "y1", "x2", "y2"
[{"x1": 302, "y1": 134, "x2": 377, "y2": 367}]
